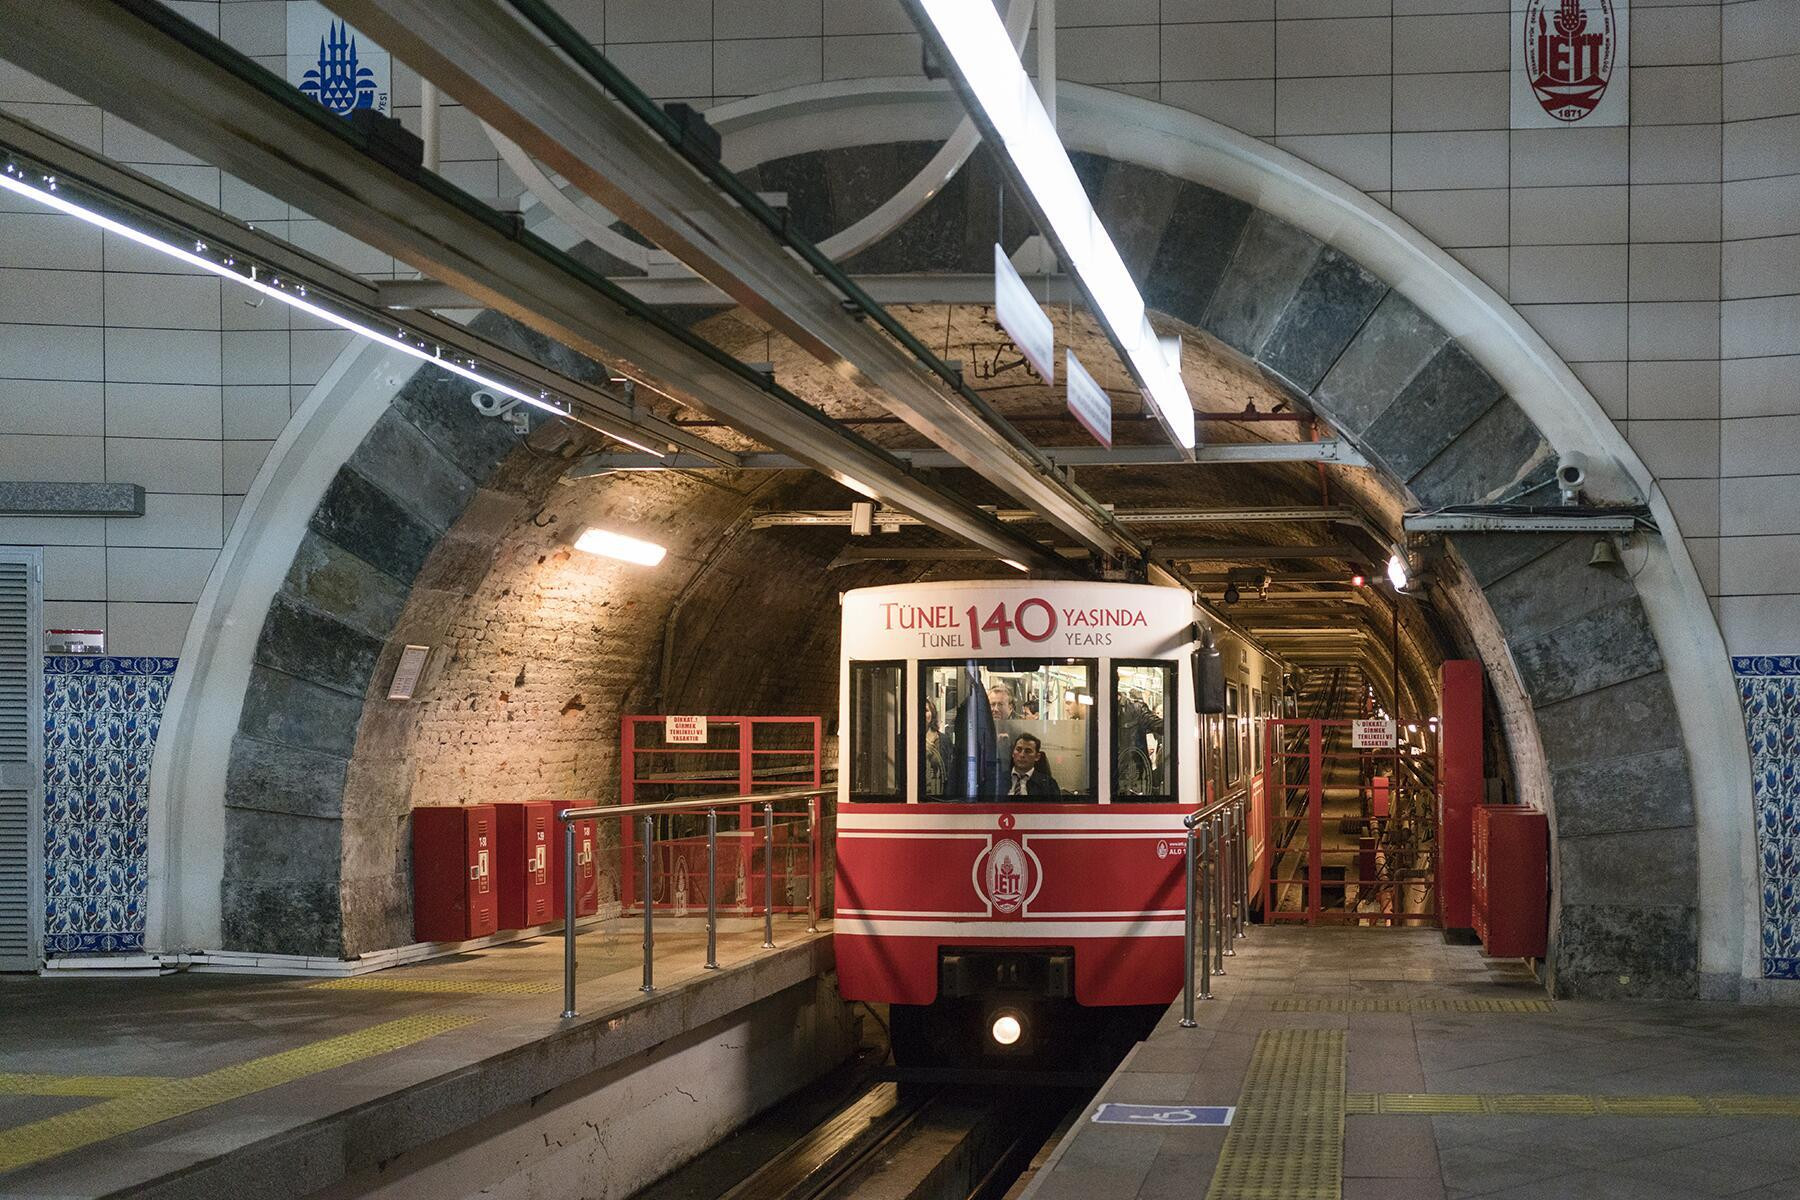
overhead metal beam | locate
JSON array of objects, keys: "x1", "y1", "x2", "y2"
[
  {"x1": 0, "y1": 0, "x2": 1064, "y2": 573},
  {"x1": 1161, "y1": 544, "x2": 1356, "y2": 560},
  {"x1": 1404, "y1": 510, "x2": 1645, "y2": 533},
  {"x1": 0, "y1": 110, "x2": 732, "y2": 466},
  {"x1": 324, "y1": 0, "x2": 1139, "y2": 560},
  {"x1": 568, "y1": 439, "x2": 1368, "y2": 477}
]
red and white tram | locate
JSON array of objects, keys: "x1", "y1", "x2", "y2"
[{"x1": 835, "y1": 579, "x2": 1280, "y2": 1063}]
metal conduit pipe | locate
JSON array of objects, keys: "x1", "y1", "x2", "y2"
[{"x1": 487, "y1": 0, "x2": 1141, "y2": 561}]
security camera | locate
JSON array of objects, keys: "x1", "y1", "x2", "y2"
[
  {"x1": 470, "y1": 388, "x2": 514, "y2": 417},
  {"x1": 1556, "y1": 451, "x2": 1588, "y2": 505}
]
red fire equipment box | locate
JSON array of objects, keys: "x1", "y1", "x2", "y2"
[
  {"x1": 553, "y1": 806, "x2": 600, "y2": 921},
  {"x1": 1473, "y1": 804, "x2": 1548, "y2": 959},
  {"x1": 413, "y1": 805, "x2": 498, "y2": 942},
  {"x1": 496, "y1": 801, "x2": 555, "y2": 930},
  {"x1": 1437, "y1": 660, "x2": 1483, "y2": 931}
]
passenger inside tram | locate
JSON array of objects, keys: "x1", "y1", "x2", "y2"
[{"x1": 929, "y1": 660, "x2": 1093, "y2": 802}]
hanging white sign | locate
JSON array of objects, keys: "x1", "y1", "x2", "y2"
[
  {"x1": 1510, "y1": 0, "x2": 1629, "y2": 128},
  {"x1": 665, "y1": 715, "x2": 709, "y2": 744},
  {"x1": 1352, "y1": 719, "x2": 1397, "y2": 750},
  {"x1": 1065, "y1": 349, "x2": 1112, "y2": 448},
  {"x1": 994, "y1": 243, "x2": 1055, "y2": 384}
]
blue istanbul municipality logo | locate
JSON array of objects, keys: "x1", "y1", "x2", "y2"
[{"x1": 299, "y1": 21, "x2": 379, "y2": 116}]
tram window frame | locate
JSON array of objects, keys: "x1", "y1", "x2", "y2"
[
  {"x1": 1112, "y1": 660, "x2": 1177, "y2": 802},
  {"x1": 848, "y1": 660, "x2": 906, "y2": 803},
  {"x1": 1250, "y1": 688, "x2": 1262, "y2": 777},
  {"x1": 919, "y1": 658, "x2": 1100, "y2": 803},
  {"x1": 1224, "y1": 682, "x2": 1241, "y2": 785}
]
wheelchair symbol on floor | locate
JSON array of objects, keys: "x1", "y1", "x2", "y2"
[{"x1": 1091, "y1": 1103, "x2": 1235, "y2": 1126}]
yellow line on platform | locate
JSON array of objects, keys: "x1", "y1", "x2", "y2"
[
  {"x1": 0, "y1": 1013, "x2": 478, "y2": 1174},
  {"x1": 310, "y1": 976, "x2": 560, "y2": 995},
  {"x1": 1208, "y1": 1028, "x2": 1345, "y2": 1200},
  {"x1": 0, "y1": 1075, "x2": 169, "y2": 1098},
  {"x1": 1347, "y1": 1092, "x2": 1800, "y2": 1117},
  {"x1": 1271, "y1": 997, "x2": 1552, "y2": 1013}
]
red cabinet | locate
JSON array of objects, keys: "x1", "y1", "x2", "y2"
[
  {"x1": 413, "y1": 805, "x2": 498, "y2": 943},
  {"x1": 553, "y1": 807, "x2": 600, "y2": 921},
  {"x1": 1473, "y1": 805, "x2": 1548, "y2": 959},
  {"x1": 496, "y1": 801, "x2": 555, "y2": 930}
]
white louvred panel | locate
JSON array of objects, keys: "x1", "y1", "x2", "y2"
[{"x1": 0, "y1": 556, "x2": 37, "y2": 969}]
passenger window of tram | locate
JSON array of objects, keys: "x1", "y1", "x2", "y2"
[
  {"x1": 1224, "y1": 682, "x2": 1241, "y2": 784},
  {"x1": 848, "y1": 662, "x2": 904, "y2": 802},
  {"x1": 922, "y1": 660, "x2": 1095, "y2": 802},
  {"x1": 1114, "y1": 662, "x2": 1174, "y2": 801},
  {"x1": 1251, "y1": 688, "x2": 1263, "y2": 776}
]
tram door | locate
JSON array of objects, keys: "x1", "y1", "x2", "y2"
[{"x1": 1263, "y1": 719, "x2": 1438, "y2": 926}]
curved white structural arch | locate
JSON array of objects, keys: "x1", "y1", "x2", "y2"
[{"x1": 706, "y1": 79, "x2": 1757, "y2": 991}]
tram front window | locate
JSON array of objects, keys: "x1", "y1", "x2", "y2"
[
  {"x1": 923, "y1": 660, "x2": 1096, "y2": 802},
  {"x1": 1115, "y1": 662, "x2": 1175, "y2": 800}
]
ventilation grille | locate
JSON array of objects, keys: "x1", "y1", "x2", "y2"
[{"x1": 0, "y1": 557, "x2": 34, "y2": 968}]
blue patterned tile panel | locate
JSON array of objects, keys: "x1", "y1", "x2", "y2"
[
  {"x1": 41, "y1": 656, "x2": 176, "y2": 957},
  {"x1": 1735, "y1": 657, "x2": 1800, "y2": 981}
]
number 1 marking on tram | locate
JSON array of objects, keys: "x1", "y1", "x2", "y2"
[{"x1": 1090, "y1": 1103, "x2": 1234, "y2": 1126}]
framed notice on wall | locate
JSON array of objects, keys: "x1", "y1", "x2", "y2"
[
  {"x1": 1511, "y1": 0, "x2": 1629, "y2": 128},
  {"x1": 387, "y1": 644, "x2": 432, "y2": 701},
  {"x1": 665, "y1": 715, "x2": 708, "y2": 744}
]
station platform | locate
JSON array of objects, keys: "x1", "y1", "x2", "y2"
[
  {"x1": 0, "y1": 920, "x2": 844, "y2": 1199},
  {"x1": 1024, "y1": 927, "x2": 1800, "y2": 1200}
]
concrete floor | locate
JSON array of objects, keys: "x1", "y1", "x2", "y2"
[
  {"x1": 0, "y1": 917, "x2": 829, "y2": 1197},
  {"x1": 1025, "y1": 926, "x2": 1800, "y2": 1200}
]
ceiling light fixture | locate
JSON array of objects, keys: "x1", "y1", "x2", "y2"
[
  {"x1": 905, "y1": 0, "x2": 1195, "y2": 457},
  {"x1": 1386, "y1": 552, "x2": 1410, "y2": 591},
  {"x1": 574, "y1": 527, "x2": 667, "y2": 566},
  {"x1": 1350, "y1": 565, "x2": 1367, "y2": 588},
  {"x1": 0, "y1": 163, "x2": 666, "y2": 459}
]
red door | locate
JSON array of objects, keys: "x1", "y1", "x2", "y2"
[
  {"x1": 496, "y1": 801, "x2": 555, "y2": 929},
  {"x1": 553, "y1": 809, "x2": 600, "y2": 920},
  {"x1": 413, "y1": 805, "x2": 498, "y2": 942}
]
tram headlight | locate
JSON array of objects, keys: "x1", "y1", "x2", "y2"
[{"x1": 990, "y1": 1010, "x2": 1024, "y2": 1046}]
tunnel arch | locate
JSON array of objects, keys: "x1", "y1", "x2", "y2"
[{"x1": 150, "y1": 82, "x2": 1751, "y2": 999}]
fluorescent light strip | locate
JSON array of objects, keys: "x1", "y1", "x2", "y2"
[
  {"x1": 911, "y1": 0, "x2": 1194, "y2": 453},
  {"x1": 0, "y1": 166, "x2": 664, "y2": 458}
]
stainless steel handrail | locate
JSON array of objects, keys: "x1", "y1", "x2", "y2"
[
  {"x1": 1180, "y1": 791, "x2": 1252, "y2": 1028},
  {"x1": 556, "y1": 786, "x2": 832, "y2": 1019}
]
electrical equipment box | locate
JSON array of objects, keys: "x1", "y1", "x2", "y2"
[
  {"x1": 1437, "y1": 660, "x2": 1483, "y2": 932},
  {"x1": 553, "y1": 807, "x2": 600, "y2": 921},
  {"x1": 413, "y1": 805, "x2": 498, "y2": 943},
  {"x1": 495, "y1": 800, "x2": 555, "y2": 930},
  {"x1": 1473, "y1": 805, "x2": 1548, "y2": 959}
]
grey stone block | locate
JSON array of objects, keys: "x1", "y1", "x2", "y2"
[
  {"x1": 1258, "y1": 247, "x2": 1389, "y2": 393},
  {"x1": 220, "y1": 877, "x2": 342, "y2": 957},
  {"x1": 1096, "y1": 161, "x2": 1186, "y2": 279},
  {"x1": 340, "y1": 813, "x2": 410, "y2": 883},
  {"x1": 1558, "y1": 827, "x2": 1698, "y2": 906},
  {"x1": 224, "y1": 808, "x2": 344, "y2": 885},
  {"x1": 1143, "y1": 184, "x2": 1252, "y2": 325},
  {"x1": 1553, "y1": 746, "x2": 1695, "y2": 838},
  {"x1": 237, "y1": 664, "x2": 367, "y2": 759},
  {"x1": 1202, "y1": 210, "x2": 1322, "y2": 359},
  {"x1": 253, "y1": 593, "x2": 384, "y2": 699},
  {"x1": 1359, "y1": 340, "x2": 1504, "y2": 480},
  {"x1": 223, "y1": 734, "x2": 351, "y2": 820},
  {"x1": 1552, "y1": 904, "x2": 1697, "y2": 999},
  {"x1": 282, "y1": 531, "x2": 411, "y2": 643},
  {"x1": 1408, "y1": 397, "x2": 1555, "y2": 508},
  {"x1": 0, "y1": 480, "x2": 144, "y2": 516},
  {"x1": 1312, "y1": 290, "x2": 1448, "y2": 436},
  {"x1": 1448, "y1": 532, "x2": 1569, "y2": 588},
  {"x1": 748, "y1": 149, "x2": 837, "y2": 243},
  {"x1": 1479, "y1": 535, "x2": 1642, "y2": 646},
  {"x1": 1535, "y1": 671, "x2": 1685, "y2": 770},
  {"x1": 308, "y1": 467, "x2": 442, "y2": 587},
  {"x1": 345, "y1": 410, "x2": 478, "y2": 534},
  {"x1": 387, "y1": 363, "x2": 525, "y2": 483},
  {"x1": 341, "y1": 871, "x2": 413, "y2": 958},
  {"x1": 342, "y1": 755, "x2": 415, "y2": 821},
  {"x1": 1515, "y1": 596, "x2": 1663, "y2": 706}
]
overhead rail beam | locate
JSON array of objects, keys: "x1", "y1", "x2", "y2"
[
  {"x1": 1162, "y1": 545, "x2": 1357, "y2": 560},
  {"x1": 0, "y1": 112, "x2": 729, "y2": 465},
  {"x1": 324, "y1": 0, "x2": 1139, "y2": 561},
  {"x1": 0, "y1": 0, "x2": 1063, "y2": 573},
  {"x1": 567, "y1": 440, "x2": 1369, "y2": 478},
  {"x1": 1404, "y1": 509, "x2": 1647, "y2": 533}
]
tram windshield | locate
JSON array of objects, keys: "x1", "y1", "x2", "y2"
[{"x1": 922, "y1": 659, "x2": 1096, "y2": 802}]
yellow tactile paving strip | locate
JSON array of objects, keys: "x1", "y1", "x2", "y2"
[
  {"x1": 310, "y1": 976, "x2": 560, "y2": 995},
  {"x1": 1346, "y1": 1092, "x2": 1800, "y2": 1117},
  {"x1": 1271, "y1": 997, "x2": 1552, "y2": 1013},
  {"x1": 0, "y1": 1012, "x2": 478, "y2": 1174},
  {"x1": 1207, "y1": 1028, "x2": 1345, "y2": 1200},
  {"x1": 0, "y1": 1075, "x2": 170, "y2": 1098}
]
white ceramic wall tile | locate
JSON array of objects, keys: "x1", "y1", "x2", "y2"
[
  {"x1": 1392, "y1": 131, "x2": 1511, "y2": 190},
  {"x1": 1510, "y1": 126, "x2": 1631, "y2": 187},
  {"x1": 1723, "y1": 235, "x2": 1800, "y2": 301},
  {"x1": 104, "y1": 601, "x2": 197, "y2": 656},
  {"x1": 1724, "y1": 114, "x2": 1800, "y2": 182},
  {"x1": 1630, "y1": 182, "x2": 1724, "y2": 243},
  {"x1": 1276, "y1": 17, "x2": 1390, "y2": 76},
  {"x1": 1161, "y1": 80, "x2": 1276, "y2": 136},
  {"x1": 1509, "y1": 244, "x2": 1629, "y2": 303},
  {"x1": 1722, "y1": 474, "x2": 1800, "y2": 536},
  {"x1": 822, "y1": 33, "x2": 922, "y2": 81},
  {"x1": 220, "y1": 330, "x2": 288, "y2": 386},
  {"x1": 1720, "y1": 595, "x2": 1800, "y2": 657},
  {"x1": 41, "y1": 600, "x2": 107, "y2": 634},
  {"x1": 1721, "y1": 535, "x2": 1800, "y2": 596},
  {"x1": 0, "y1": 380, "x2": 102, "y2": 436},
  {"x1": 1632, "y1": 123, "x2": 1725, "y2": 184},
  {"x1": 41, "y1": 545, "x2": 104, "y2": 601},
  {"x1": 1058, "y1": 25, "x2": 1161, "y2": 85},
  {"x1": 288, "y1": 330, "x2": 354, "y2": 388},
  {"x1": 1160, "y1": 0, "x2": 1273, "y2": 20},
  {"x1": 1391, "y1": 13, "x2": 1508, "y2": 73},
  {"x1": 1629, "y1": 300, "x2": 1724, "y2": 360},
  {"x1": 217, "y1": 1, "x2": 284, "y2": 56},
  {"x1": 714, "y1": 37, "x2": 823, "y2": 95},
  {"x1": 544, "y1": 0, "x2": 605, "y2": 42},
  {"x1": 222, "y1": 384, "x2": 291, "y2": 440},
  {"x1": 1275, "y1": 134, "x2": 1391, "y2": 193},
  {"x1": 104, "y1": 493, "x2": 223, "y2": 550},
  {"x1": 105, "y1": 547, "x2": 217, "y2": 603},
  {"x1": 1446, "y1": 246, "x2": 1510, "y2": 294},
  {"x1": 103, "y1": 383, "x2": 223, "y2": 440},
  {"x1": 1513, "y1": 301, "x2": 1628, "y2": 361},
  {"x1": 104, "y1": 437, "x2": 222, "y2": 495},
  {"x1": 608, "y1": 0, "x2": 709, "y2": 42},
  {"x1": 1062, "y1": 0, "x2": 1161, "y2": 25},
  {"x1": 605, "y1": 40, "x2": 713, "y2": 96},
  {"x1": 1627, "y1": 417, "x2": 1721, "y2": 478},
  {"x1": 0, "y1": 435, "x2": 103, "y2": 483},
  {"x1": 0, "y1": 323, "x2": 103, "y2": 381},
  {"x1": 1723, "y1": 414, "x2": 1800, "y2": 477},
  {"x1": 1392, "y1": 71, "x2": 1508, "y2": 131},
  {"x1": 1721, "y1": 296, "x2": 1800, "y2": 360},
  {"x1": 1723, "y1": 0, "x2": 1800, "y2": 63},
  {"x1": 1571, "y1": 360, "x2": 1629, "y2": 420},
  {"x1": 1723, "y1": 175, "x2": 1800, "y2": 241},
  {"x1": 1633, "y1": 3, "x2": 1724, "y2": 66},
  {"x1": 0, "y1": 213, "x2": 101, "y2": 272},
  {"x1": 1629, "y1": 358, "x2": 1722, "y2": 419},
  {"x1": 0, "y1": 515, "x2": 105, "y2": 547},
  {"x1": 105, "y1": 328, "x2": 221, "y2": 386},
  {"x1": 1630, "y1": 242, "x2": 1723, "y2": 301},
  {"x1": 103, "y1": 272, "x2": 220, "y2": 331},
  {"x1": 1276, "y1": 76, "x2": 1390, "y2": 136},
  {"x1": 822, "y1": 0, "x2": 914, "y2": 37},
  {"x1": 132, "y1": 163, "x2": 223, "y2": 210},
  {"x1": 714, "y1": 0, "x2": 821, "y2": 38},
  {"x1": 1632, "y1": 64, "x2": 1724, "y2": 126},
  {"x1": 1723, "y1": 51, "x2": 1800, "y2": 123},
  {"x1": 1392, "y1": 189, "x2": 1511, "y2": 248},
  {"x1": 1660, "y1": 477, "x2": 1721, "y2": 538},
  {"x1": 222, "y1": 440, "x2": 273, "y2": 495},
  {"x1": 1721, "y1": 355, "x2": 1800, "y2": 418},
  {"x1": 1161, "y1": 22, "x2": 1275, "y2": 81},
  {"x1": 0, "y1": 268, "x2": 102, "y2": 327},
  {"x1": 1515, "y1": 184, "x2": 1629, "y2": 249}
]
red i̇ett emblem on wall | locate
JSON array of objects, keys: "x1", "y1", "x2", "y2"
[{"x1": 1523, "y1": 0, "x2": 1618, "y2": 123}]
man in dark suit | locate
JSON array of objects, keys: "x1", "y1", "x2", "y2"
[{"x1": 1004, "y1": 733, "x2": 1061, "y2": 798}]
